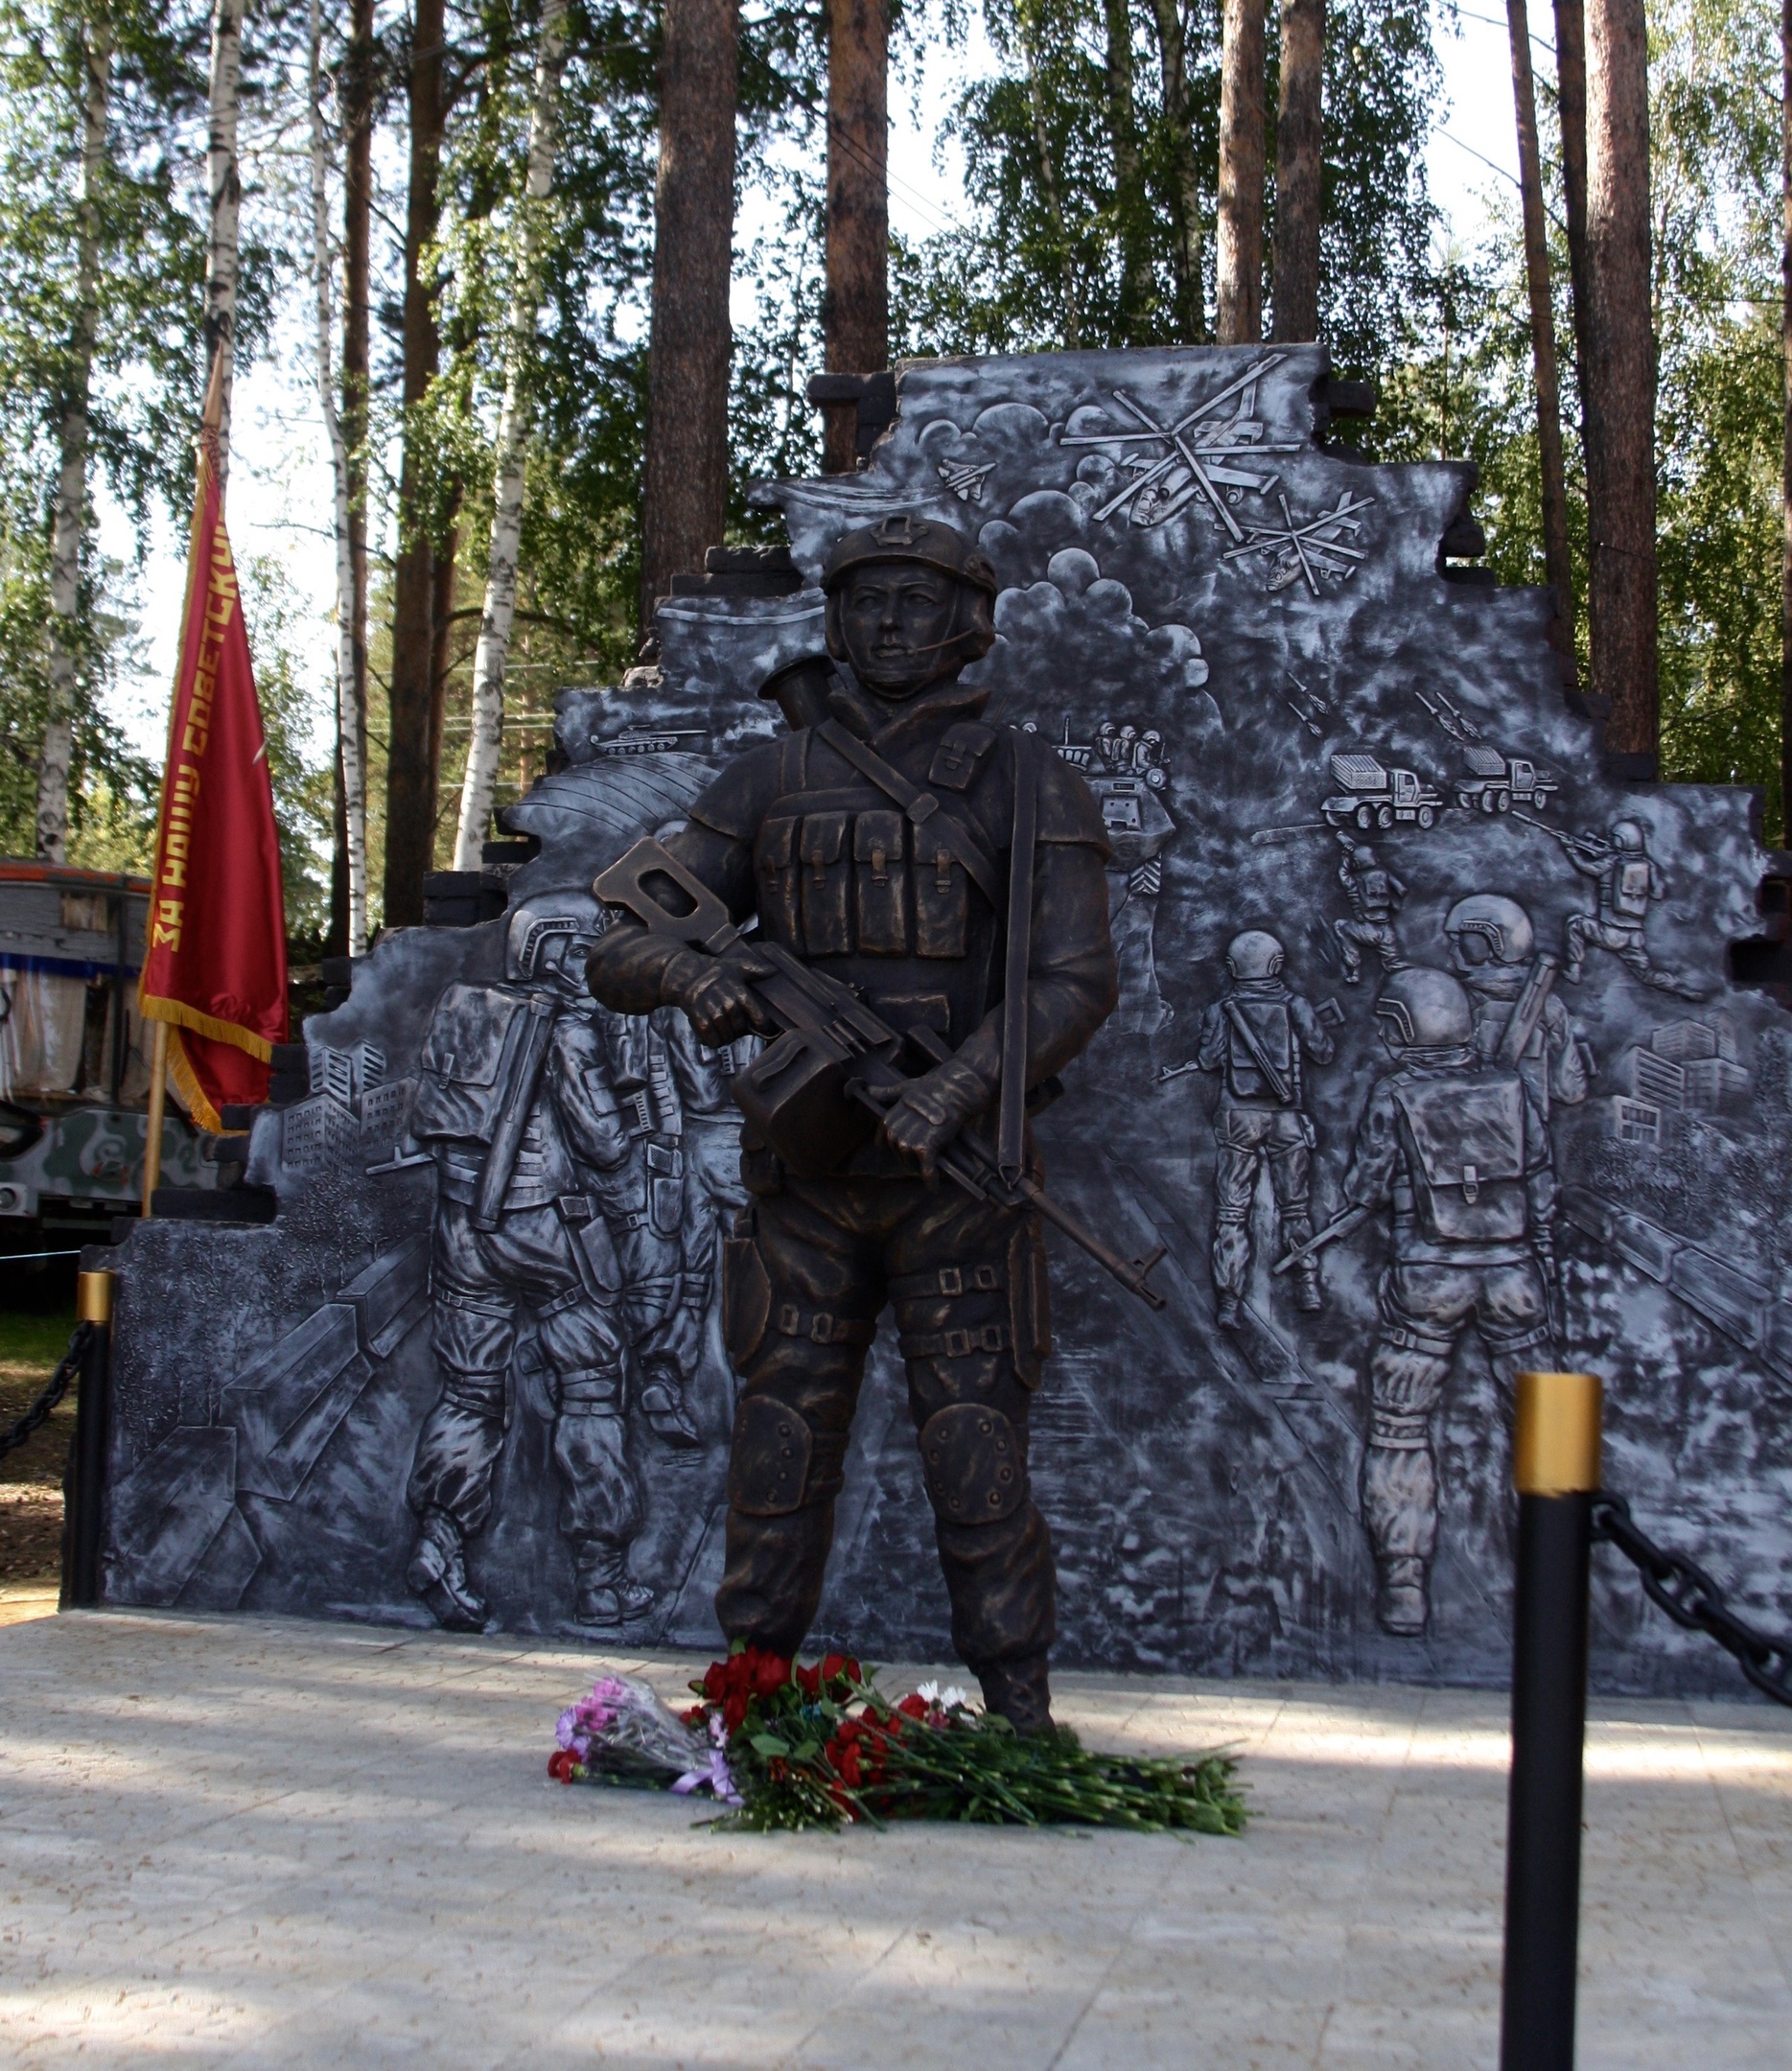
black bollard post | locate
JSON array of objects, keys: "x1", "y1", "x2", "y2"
[
  {"x1": 60, "y1": 1268, "x2": 114, "y2": 1611},
  {"x1": 1500, "y1": 1369, "x2": 1602, "y2": 2071}
]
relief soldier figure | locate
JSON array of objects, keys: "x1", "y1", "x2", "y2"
[
  {"x1": 1334, "y1": 838, "x2": 1408, "y2": 983},
  {"x1": 586, "y1": 514, "x2": 1119, "y2": 1730},
  {"x1": 1443, "y1": 894, "x2": 1589, "y2": 1121},
  {"x1": 404, "y1": 894, "x2": 654, "y2": 1633},
  {"x1": 652, "y1": 1007, "x2": 754, "y2": 1377},
  {"x1": 1196, "y1": 930, "x2": 1335, "y2": 1326},
  {"x1": 1340, "y1": 967, "x2": 1557, "y2": 1637},
  {"x1": 1547, "y1": 817, "x2": 1704, "y2": 998}
]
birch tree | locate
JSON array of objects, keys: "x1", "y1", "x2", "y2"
[
  {"x1": 309, "y1": 0, "x2": 365, "y2": 954},
  {"x1": 451, "y1": 0, "x2": 570, "y2": 870},
  {"x1": 35, "y1": 3, "x2": 110, "y2": 863},
  {"x1": 205, "y1": 0, "x2": 241, "y2": 484}
]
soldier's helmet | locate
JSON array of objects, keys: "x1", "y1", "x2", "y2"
[
  {"x1": 1610, "y1": 819, "x2": 1646, "y2": 852},
  {"x1": 1374, "y1": 966, "x2": 1476, "y2": 1052},
  {"x1": 1225, "y1": 929, "x2": 1285, "y2": 982},
  {"x1": 1444, "y1": 893, "x2": 1534, "y2": 969},
  {"x1": 507, "y1": 888, "x2": 606, "y2": 988},
  {"x1": 820, "y1": 513, "x2": 998, "y2": 686}
]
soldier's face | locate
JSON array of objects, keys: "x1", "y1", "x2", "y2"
[{"x1": 838, "y1": 562, "x2": 959, "y2": 696}]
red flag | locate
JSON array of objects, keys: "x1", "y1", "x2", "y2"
[{"x1": 137, "y1": 359, "x2": 288, "y2": 1131}]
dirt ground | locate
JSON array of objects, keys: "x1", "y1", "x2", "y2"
[{"x1": 1, "y1": 1308, "x2": 79, "y2": 1586}]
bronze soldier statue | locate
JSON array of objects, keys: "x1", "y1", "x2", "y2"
[{"x1": 585, "y1": 514, "x2": 1120, "y2": 1729}]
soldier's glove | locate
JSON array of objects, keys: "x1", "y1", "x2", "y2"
[
  {"x1": 880, "y1": 1055, "x2": 991, "y2": 1181},
  {"x1": 667, "y1": 947, "x2": 778, "y2": 1048}
]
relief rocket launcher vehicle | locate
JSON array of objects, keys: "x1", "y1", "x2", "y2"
[{"x1": 1320, "y1": 754, "x2": 1443, "y2": 831}]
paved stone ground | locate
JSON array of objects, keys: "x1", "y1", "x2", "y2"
[{"x1": 2, "y1": 1610, "x2": 1789, "y2": 2069}]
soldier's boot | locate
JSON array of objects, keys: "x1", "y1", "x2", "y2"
[
  {"x1": 1375, "y1": 1556, "x2": 1430, "y2": 1637},
  {"x1": 573, "y1": 1543, "x2": 654, "y2": 1627},
  {"x1": 406, "y1": 1507, "x2": 488, "y2": 1633},
  {"x1": 639, "y1": 1360, "x2": 701, "y2": 1448},
  {"x1": 975, "y1": 1652, "x2": 1055, "y2": 1734}
]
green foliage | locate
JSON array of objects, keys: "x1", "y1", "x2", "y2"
[{"x1": 238, "y1": 552, "x2": 333, "y2": 947}]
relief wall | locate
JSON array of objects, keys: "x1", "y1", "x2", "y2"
[{"x1": 95, "y1": 346, "x2": 1792, "y2": 1694}]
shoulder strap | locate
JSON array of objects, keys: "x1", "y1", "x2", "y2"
[
  {"x1": 814, "y1": 717, "x2": 1004, "y2": 910},
  {"x1": 998, "y1": 727, "x2": 1038, "y2": 1180}
]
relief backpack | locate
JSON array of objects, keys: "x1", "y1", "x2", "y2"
[{"x1": 1387, "y1": 1069, "x2": 1528, "y2": 1244}]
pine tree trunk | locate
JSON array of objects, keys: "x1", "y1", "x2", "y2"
[
  {"x1": 822, "y1": 0, "x2": 887, "y2": 471},
  {"x1": 1552, "y1": 0, "x2": 1593, "y2": 410},
  {"x1": 451, "y1": 0, "x2": 570, "y2": 870},
  {"x1": 309, "y1": 0, "x2": 366, "y2": 956},
  {"x1": 384, "y1": 0, "x2": 449, "y2": 926},
  {"x1": 1582, "y1": 0, "x2": 1656, "y2": 759},
  {"x1": 1217, "y1": 0, "x2": 1266, "y2": 345},
  {"x1": 205, "y1": 0, "x2": 242, "y2": 487},
  {"x1": 1147, "y1": 0, "x2": 1205, "y2": 342},
  {"x1": 1270, "y1": 0, "x2": 1322, "y2": 342},
  {"x1": 1105, "y1": 0, "x2": 1152, "y2": 337},
  {"x1": 341, "y1": 0, "x2": 373, "y2": 937},
  {"x1": 35, "y1": 12, "x2": 110, "y2": 864},
  {"x1": 1507, "y1": 0, "x2": 1574, "y2": 634},
  {"x1": 639, "y1": 0, "x2": 738, "y2": 626},
  {"x1": 1781, "y1": 0, "x2": 1791, "y2": 841}
]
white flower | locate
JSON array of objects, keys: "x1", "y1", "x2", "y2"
[{"x1": 916, "y1": 1681, "x2": 970, "y2": 1710}]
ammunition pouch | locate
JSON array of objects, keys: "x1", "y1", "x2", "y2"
[
  {"x1": 919, "y1": 1403, "x2": 1027, "y2": 1525},
  {"x1": 644, "y1": 1138, "x2": 684, "y2": 1236},
  {"x1": 727, "y1": 1395, "x2": 849, "y2": 1515},
  {"x1": 721, "y1": 1223, "x2": 773, "y2": 1365}
]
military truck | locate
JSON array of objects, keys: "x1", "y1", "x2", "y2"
[
  {"x1": 0, "y1": 861, "x2": 212, "y2": 1253},
  {"x1": 1321, "y1": 754, "x2": 1444, "y2": 831},
  {"x1": 1454, "y1": 744, "x2": 1558, "y2": 814}
]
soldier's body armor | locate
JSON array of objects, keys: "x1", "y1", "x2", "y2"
[
  {"x1": 1353, "y1": 868, "x2": 1396, "y2": 919},
  {"x1": 741, "y1": 721, "x2": 1011, "y2": 1052}
]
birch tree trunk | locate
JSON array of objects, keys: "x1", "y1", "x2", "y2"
[
  {"x1": 1582, "y1": 0, "x2": 1657, "y2": 760},
  {"x1": 35, "y1": 11, "x2": 111, "y2": 863},
  {"x1": 451, "y1": 0, "x2": 570, "y2": 870},
  {"x1": 309, "y1": 0, "x2": 366, "y2": 955},
  {"x1": 384, "y1": 0, "x2": 449, "y2": 924},
  {"x1": 1147, "y1": 0, "x2": 1205, "y2": 341},
  {"x1": 1507, "y1": 0, "x2": 1574, "y2": 633},
  {"x1": 640, "y1": 0, "x2": 738, "y2": 621},
  {"x1": 205, "y1": 0, "x2": 243, "y2": 488},
  {"x1": 822, "y1": 0, "x2": 888, "y2": 473},
  {"x1": 1105, "y1": 0, "x2": 1152, "y2": 336},
  {"x1": 1780, "y1": 0, "x2": 1791, "y2": 838},
  {"x1": 1216, "y1": 0, "x2": 1266, "y2": 344},
  {"x1": 335, "y1": 0, "x2": 374, "y2": 946},
  {"x1": 1270, "y1": 0, "x2": 1322, "y2": 342},
  {"x1": 1019, "y1": 13, "x2": 1079, "y2": 349}
]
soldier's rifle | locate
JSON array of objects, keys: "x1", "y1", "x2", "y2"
[
  {"x1": 593, "y1": 837, "x2": 1167, "y2": 1310},
  {"x1": 1220, "y1": 996, "x2": 1294, "y2": 1105},
  {"x1": 1272, "y1": 1202, "x2": 1373, "y2": 1276},
  {"x1": 1510, "y1": 808, "x2": 1606, "y2": 862}
]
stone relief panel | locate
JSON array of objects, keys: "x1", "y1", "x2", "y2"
[{"x1": 96, "y1": 345, "x2": 1792, "y2": 1695}]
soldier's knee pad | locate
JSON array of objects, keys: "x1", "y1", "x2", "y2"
[
  {"x1": 728, "y1": 1395, "x2": 847, "y2": 1516},
  {"x1": 919, "y1": 1403, "x2": 1028, "y2": 1526},
  {"x1": 1369, "y1": 1407, "x2": 1431, "y2": 1451},
  {"x1": 439, "y1": 1366, "x2": 506, "y2": 1419}
]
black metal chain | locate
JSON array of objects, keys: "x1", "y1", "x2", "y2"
[
  {"x1": 0, "y1": 1320, "x2": 94, "y2": 1459},
  {"x1": 1592, "y1": 1493, "x2": 1792, "y2": 1710}
]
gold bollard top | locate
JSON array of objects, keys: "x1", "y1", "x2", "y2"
[
  {"x1": 75, "y1": 1269, "x2": 115, "y2": 1326},
  {"x1": 1513, "y1": 1371, "x2": 1602, "y2": 1495}
]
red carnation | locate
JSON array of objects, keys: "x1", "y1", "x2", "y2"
[
  {"x1": 794, "y1": 1663, "x2": 823, "y2": 1699},
  {"x1": 896, "y1": 1692, "x2": 929, "y2": 1720},
  {"x1": 547, "y1": 1749, "x2": 579, "y2": 1783},
  {"x1": 749, "y1": 1647, "x2": 792, "y2": 1697}
]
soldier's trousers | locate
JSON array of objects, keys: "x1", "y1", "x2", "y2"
[
  {"x1": 680, "y1": 1116, "x2": 749, "y2": 1328},
  {"x1": 1563, "y1": 913, "x2": 1677, "y2": 990},
  {"x1": 716, "y1": 1168, "x2": 1055, "y2": 1678},
  {"x1": 408, "y1": 1198, "x2": 642, "y2": 1553},
  {"x1": 1334, "y1": 917, "x2": 1402, "y2": 980},
  {"x1": 1361, "y1": 1259, "x2": 1552, "y2": 1569},
  {"x1": 1212, "y1": 1104, "x2": 1314, "y2": 1300}
]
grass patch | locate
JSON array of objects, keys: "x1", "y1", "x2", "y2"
[{"x1": 0, "y1": 1308, "x2": 79, "y2": 1375}]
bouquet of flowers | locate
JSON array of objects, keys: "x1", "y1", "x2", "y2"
[{"x1": 547, "y1": 1646, "x2": 1246, "y2": 1835}]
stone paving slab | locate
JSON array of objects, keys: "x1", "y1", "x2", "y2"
[{"x1": 1, "y1": 1611, "x2": 1788, "y2": 2069}]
